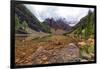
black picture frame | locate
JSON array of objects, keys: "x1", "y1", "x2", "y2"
[{"x1": 11, "y1": 0, "x2": 97, "y2": 68}]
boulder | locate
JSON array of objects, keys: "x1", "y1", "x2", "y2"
[{"x1": 32, "y1": 43, "x2": 80, "y2": 64}]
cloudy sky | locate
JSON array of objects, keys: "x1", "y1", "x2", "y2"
[{"x1": 24, "y1": 4, "x2": 94, "y2": 26}]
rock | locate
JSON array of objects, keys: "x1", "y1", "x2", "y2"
[
  {"x1": 26, "y1": 62, "x2": 33, "y2": 65},
  {"x1": 49, "y1": 43, "x2": 79, "y2": 63},
  {"x1": 22, "y1": 52, "x2": 26, "y2": 55},
  {"x1": 32, "y1": 43, "x2": 80, "y2": 64},
  {"x1": 90, "y1": 53, "x2": 94, "y2": 59},
  {"x1": 62, "y1": 43, "x2": 79, "y2": 62},
  {"x1": 36, "y1": 46, "x2": 44, "y2": 52},
  {"x1": 81, "y1": 52, "x2": 91, "y2": 60},
  {"x1": 16, "y1": 58, "x2": 20, "y2": 63},
  {"x1": 54, "y1": 41, "x2": 62, "y2": 45},
  {"x1": 24, "y1": 60, "x2": 29, "y2": 63},
  {"x1": 44, "y1": 61, "x2": 49, "y2": 64},
  {"x1": 49, "y1": 55, "x2": 64, "y2": 63},
  {"x1": 73, "y1": 58, "x2": 81, "y2": 62},
  {"x1": 78, "y1": 42, "x2": 86, "y2": 46},
  {"x1": 81, "y1": 59, "x2": 88, "y2": 62},
  {"x1": 41, "y1": 55, "x2": 48, "y2": 60},
  {"x1": 32, "y1": 46, "x2": 51, "y2": 64}
]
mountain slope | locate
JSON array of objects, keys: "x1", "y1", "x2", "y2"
[
  {"x1": 62, "y1": 10, "x2": 95, "y2": 37},
  {"x1": 15, "y1": 4, "x2": 51, "y2": 34},
  {"x1": 43, "y1": 18, "x2": 72, "y2": 34},
  {"x1": 71, "y1": 10, "x2": 95, "y2": 39}
]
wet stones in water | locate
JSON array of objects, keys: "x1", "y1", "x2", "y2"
[{"x1": 32, "y1": 43, "x2": 80, "y2": 64}]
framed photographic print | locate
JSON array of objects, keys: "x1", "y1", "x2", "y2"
[{"x1": 11, "y1": 0, "x2": 96, "y2": 68}]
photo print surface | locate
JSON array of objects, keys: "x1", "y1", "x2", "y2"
[{"x1": 12, "y1": 1, "x2": 96, "y2": 68}]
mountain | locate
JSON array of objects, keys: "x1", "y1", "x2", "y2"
[
  {"x1": 73, "y1": 10, "x2": 94, "y2": 31},
  {"x1": 15, "y1": 4, "x2": 51, "y2": 34},
  {"x1": 15, "y1": 4, "x2": 94, "y2": 35},
  {"x1": 70, "y1": 10, "x2": 95, "y2": 39},
  {"x1": 43, "y1": 18, "x2": 72, "y2": 34},
  {"x1": 62, "y1": 10, "x2": 95, "y2": 36},
  {"x1": 15, "y1": 4, "x2": 73, "y2": 35}
]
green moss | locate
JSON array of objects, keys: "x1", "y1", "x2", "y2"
[{"x1": 80, "y1": 45, "x2": 94, "y2": 59}]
